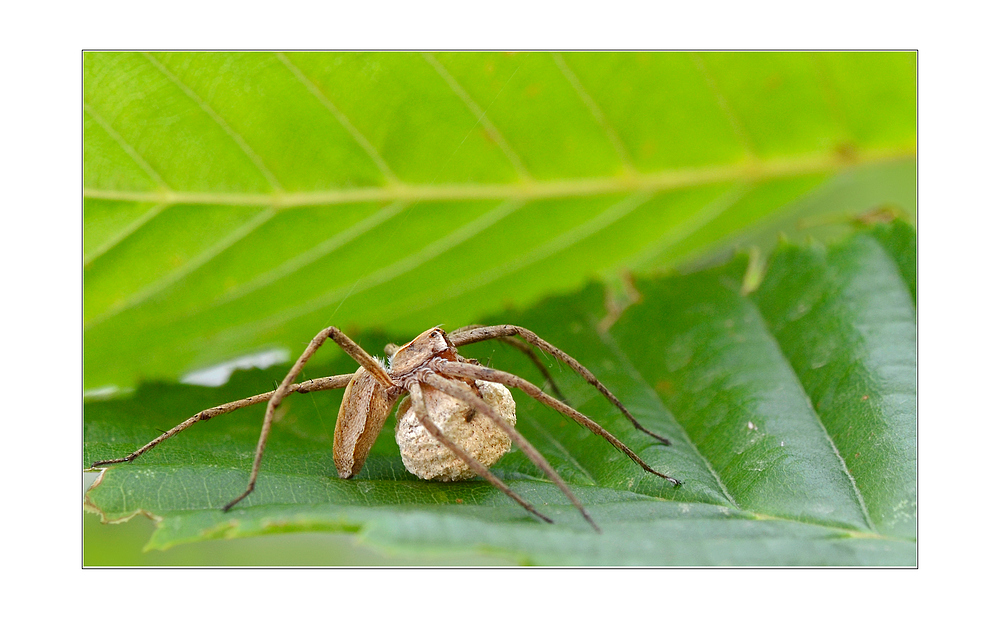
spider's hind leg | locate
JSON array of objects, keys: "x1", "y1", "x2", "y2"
[{"x1": 89, "y1": 374, "x2": 354, "y2": 469}]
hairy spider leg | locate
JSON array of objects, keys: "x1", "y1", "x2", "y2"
[
  {"x1": 446, "y1": 324, "x2": 569, "y2": 402},
  {"x1": 224, "y1": 326, "x2": 396, "y2": 512},
  {"x1": 449, "y1": 325, "x2": 672, "y2": 445},
  {"x1": 420, "y1": 371, "x2": 601, "y2": 532},
  {"x1": 435, "y1": 361, "x2": 680, "y2": 485},
  {"x1": 389, "y1": 329, "x2": 568, "y2": 403},
  {"x1": 90, "y1": 375, "x2": 354, "y2": 468},
  {"x1": 406, "y1": 381, "x2": 554, "y2": 525},
  {"x1": 92, "y1": 324, "x2": 667, "y2": 531}
]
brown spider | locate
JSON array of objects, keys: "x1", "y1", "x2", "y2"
[{"x1": 92, "y1": 324, "x2": 680, "y2": 532}]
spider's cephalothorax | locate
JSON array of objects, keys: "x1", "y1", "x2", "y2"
[
  {"x1": 383, "y1": 327, "x2": 517, "y2": 482},
  {"x1": 389, "y1": 326, "x2": 456, "y2": 377},
  {"x1": 92, "y1": 324, "x2": 681, "y2": 532},
  {"x1": 332, "y1": 327, "x2": 464, "y2": 480}
]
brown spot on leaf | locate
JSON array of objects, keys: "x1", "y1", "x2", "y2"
[
  {"x1": 836, "y1": 141, "x2": 859, "y2": 162},
  {"x1": 854, "y1": 206, "x2": 901, "y2": 226},
  {"x1": 656, "y1": 380, "x2": 674, "y2": 394}
]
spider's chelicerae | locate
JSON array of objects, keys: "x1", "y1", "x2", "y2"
[{"x1": 92, "y1": 324, "x2": 680, "y2": 531}]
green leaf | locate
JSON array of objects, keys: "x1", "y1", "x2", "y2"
[
  {"x1": 85, "y1": 222, "x2": 916, "y2": 565},
  {"x1": 83, "y1": 51, "x2": 915, "y2": 390}
]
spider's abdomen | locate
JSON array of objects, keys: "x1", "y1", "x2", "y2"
[
  {"x1": 395, "y1": 381, "x2": 516, "y2": 482},
  {"x1": 333, "y1": 367, "x2": 398, "y2": 479}
]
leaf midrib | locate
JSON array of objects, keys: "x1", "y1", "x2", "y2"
[
  {"x1": 594, "y1": 302, "x2": 892, "y2": 539},
  {"x1": 83, "y1": 145, "x2": 914, "y2": 208},
  {"x1": 584, "y1": 249, "x2": 915, "y2": 539},
  {"x1": 594, "y1": 320, "x2": 740, "y2": 508},
  {"x1": 741, "y1": 288, "x2": 879, "y2": 532}
]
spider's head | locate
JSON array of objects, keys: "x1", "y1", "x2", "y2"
[{"x1": 388, "y1": 326, "x2": 456, "y2": 376}]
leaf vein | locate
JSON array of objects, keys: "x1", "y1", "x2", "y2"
[
  {"x1": 216, "y1": 199, "x2": 527, "y2": 342},
  {"x1": 82, "y1": 146, "x2": 913, "y2": 207},
  {"x1": 142, "y1": 52, "x2": 285, "y2": 192},
  {"x1": 742, "y1": 293, "x2": 878, "y2": 531},
  {"x1": 84, "y1": 102, "x2": 171, "y2": 190},
  {"x1": 202, "y1": 200, "x2": 410, "y2": 315},
  {"x1": 522, "y1": 413, "x2": 599, "y2": 486},
  {"x1": 623, "y1": 184, "x2": 750, "y2": 271},
  {"x1": 551, "y1": 53, "x2": 636, "y2": 173},
  {"x1": 595, "y1": 319, "x2": 739, "y2": 508},
  {"x1": 810, "y1": 53, "x2": 856, "y2": 144},
  {"x1": 84, "y1": 202, "x2": 167, "y2": 267},
  {"x1": 422, "y1": 52, "x2": 532, "y2": 180},
  {"x1": 276, "y1": 52, "x2": 399, "y2": 184},
  {"x1": 86, "y1": 208, "x2": 278, "y2": 329},
  {"x1": 393, "y1": 192, "x2": 655, "y2": 321},
  {"x1": 691, "y1": 53, "x2": 757, "y2": 159}
]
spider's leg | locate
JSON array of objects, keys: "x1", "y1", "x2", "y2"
[
  {"x1": 449, "y1": 325, "x2": 671, "y2": 445},
  {"x1": 406, "y1": 382, "x2": 553, "y2": 525},
  {"x1": 448, "y1": 325, "x2": 567, "y2": 402},
  {"x1": 420, "y1": 372, "x2": 601, "y2": 532},
  {"x1": 224, "y1": 327, "x2": 392, "y2": 512},
  {"x1": 436, "y1": 361, "x2": 681, "y2": 485},
  {"x1": 90, "y1": 374, "x2": 353, "y2": 469},
  {"x1": 488, "y1": 337, "x2": 570, "y2": 403}
]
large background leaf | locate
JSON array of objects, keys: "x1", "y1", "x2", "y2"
[
  {"x1": 85, "y1": 222, "x2": 916, "y2": 565},
  {"x1": 83, "y1": 51, "x2": 915, "y2": 391}
]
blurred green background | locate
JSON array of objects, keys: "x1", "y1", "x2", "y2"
[{"x1": 84, "y1": 51, "x2": 915, "y2": 565}]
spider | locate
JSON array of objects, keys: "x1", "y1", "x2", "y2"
[{"x1": 92, "y1": 324, "x2": 680, "y2": 532}]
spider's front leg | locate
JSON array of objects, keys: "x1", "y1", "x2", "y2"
[
  {"x1": 404, "y1": 380, "x2": 553, "y2": 525},
  {"x1": 433, "y1": 360, "x2": 681, "y2": 485},
  {"x1": 449, "y1": 324, "x2": 672, "y2": 445},
  {"x1": 445, "y1": 325, "x2": 569, "y2": 402},
  {"x1": 395, "y1": 378, "x2": 515, "y2": 481},
  {"x1": 224, "y1": 326, "x2": 395, "y2": 512},
  {"x1": 418, "y1": 371, "x2": 600, "y2": 532}
]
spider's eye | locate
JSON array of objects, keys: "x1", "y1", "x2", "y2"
[{"x1": 430, "y1": 331, "x2": 439, "y2": 339}]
